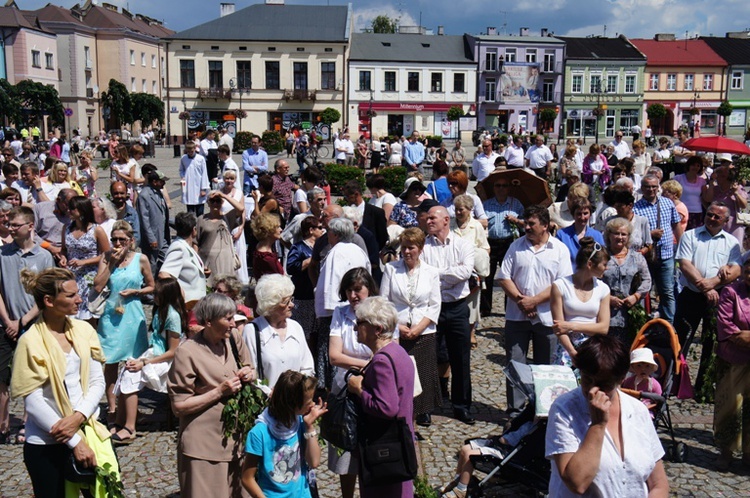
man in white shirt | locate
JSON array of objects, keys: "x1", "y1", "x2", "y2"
[
  {"x1": 631, "y1": 123, "x2": 642, "y2": 142},
  {"x1": 504, "y1": 136, "x2": 526, "y2": 169},
  {"x1": 498, "y1": 204, "x2": 572, "y2": 416},
  {"x1": 524, "y1": 135, "x2": 554, "y2": 179},
  {"x1": 218, "y1": 126, "x2": 234, "y2": 159},
  {"x1": 334, "y1": 133, "x2": 354, "y2": 165},
  {"x1": 421, "y1": 206, "x2": 476, "y2": 424},
  {"x1": 472, "y1": 140, "x2": 500, "y2": 181},
  {"x1": 610, "y1": 131, "x2": 631, "y2": 160}
]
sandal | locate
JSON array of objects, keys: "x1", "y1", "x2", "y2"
[
  {"x1": 0, "y1": 431, "x2": 9, "y2": 444},
  {"x1": 111, "y1": 426, "x2": 136, "y2": 445},
  {"x1": 15, "y1": 425, "x2": 25, "y2": 445}
]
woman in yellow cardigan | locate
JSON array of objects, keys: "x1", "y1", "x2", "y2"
[{"x1": 12, "y1": 267, "x2": 119, "y2": 497}]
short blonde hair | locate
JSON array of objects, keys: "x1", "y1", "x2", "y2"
[
  {"x1": 661, "y1": 180, "x2": 683, "y2": 200},
  {"x1": 254, "y1": 274, "x2": 295, "y2": 317},
  {"x1": 251, "y1": 212, "x2": 280, "y2": 241},
  {"x1": 453, "y1": 194, "x2": 474, "y2": 212},
  {"x1": 48, "y1": 162, "x2": 68, "y2": 183},
  {"x1": 568, "y1": 182, "x2": 590, "y2": 200},
  {"x1": 605, "y1": 217, "x2": 633, "y2": 237}
]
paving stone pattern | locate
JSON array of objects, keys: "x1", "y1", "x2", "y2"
[{"x1": 0, "y1": 147, "x2": 746, "y2": 496}]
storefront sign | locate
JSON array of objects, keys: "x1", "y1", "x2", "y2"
[
  {"x1": 358, "y1": 102, "x2": 462, "y2": 112},
  {"x1": 729, "y1": 109, "x2": 746, "y2": 127},
  {"x1": 569, "y1": 95, "x2": 626, "y2": 103}
]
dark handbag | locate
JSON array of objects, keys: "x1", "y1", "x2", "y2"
[
  {"x1": 320, "y1": 369, "x2": 362, "y2": 451},
  {"x1": 645, "y1": 198, "x2": 662, "y2": 265},
  {"x1": 358, "y1": 351, "x2": 418, "y2": 487},
  {"x1": 64, "y1": 447, "x2": 96, "y2": 484}
]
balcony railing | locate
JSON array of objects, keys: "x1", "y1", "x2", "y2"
[
  {"x1": 199, "y1": 87, "x2": 232, "y2": 99},
  {"x1": 283, "y1": 89, "x2": 316, "y2": 102},
  {"x1": 540, "y1": 91, "x2": 562, "y2": 103},
  {"x1": 480, "y1": 60, "x2": 504, "y2": 73}
]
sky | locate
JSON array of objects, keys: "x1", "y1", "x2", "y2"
[{"x1": 15, "y1": 0, "x2": 750, "y2": 40}]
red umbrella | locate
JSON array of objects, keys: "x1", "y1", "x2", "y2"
[{"x1": 681, "y1": 136, "x2": 750, "y2": 155}]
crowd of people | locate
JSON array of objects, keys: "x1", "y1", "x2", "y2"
[{"x1": 1, "y1": 125, "x2": 749, "y2": 497}]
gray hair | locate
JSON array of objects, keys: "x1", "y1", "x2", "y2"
[
  {"x1": 453, "y1": 194, "x2": 474, "y2": 211},
  {"x1": 614, "y1": 177, "x2": 634, "y2": 190},
  {"x1": 0, "y1": 200, "x2": 11, "y2": 212},
  {"x1": 646, "y1": 167, "x2": 663, "y2": 180},
  {"x1": 97, "y1": 197, "x2": 117, "y2": 220},
  {"x1": 194, "y1": 293, "x2": 236, "y2": 325},
  {"x1": 605, "y1": 216, "x2": 633, "y2": 237},
  {"x1": 355, "y1": 296, "x2": 398, "y2": 339},
  {"x1": 327, "y1": 217, "x2": 355, "y2": 243},
  {"x1": 641, "y1": 174, "x2": 660, "y2": 186},
  {"x1": 254, "y1": 273, "x2": 295, "y2": 317},
  {"x1": 342, "y1": 205, "x2": 363, "y2": 226},
  {"x1": 307, "y1": 187, "x2": 325, "y2": 204}
]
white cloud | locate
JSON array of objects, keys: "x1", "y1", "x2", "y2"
[{"x1": 352, "y1": 5, "x2": 418, "y2": 33}]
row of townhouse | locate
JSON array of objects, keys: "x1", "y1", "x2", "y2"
[{"x1": 0, "y1": 0, "x2": 172, "y2": 138}]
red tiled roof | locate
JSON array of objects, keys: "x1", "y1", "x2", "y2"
[{"x1": 630, "y1": 38, "x2": 726, "y2": 67}]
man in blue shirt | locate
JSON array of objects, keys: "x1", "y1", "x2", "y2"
[
  {"x1": 403, "y1": 131, "x2": 425, "y2": 174},
  {"x1": 241, "y1": 136, "x2": 269, "y2": 195},
  {"x1": 481, "y1": 178, "x2": 524, "y2": 316}
]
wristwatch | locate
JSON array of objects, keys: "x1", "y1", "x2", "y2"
[{"x1": 36, "y1": 187, "x2": 43, "y2": 192}]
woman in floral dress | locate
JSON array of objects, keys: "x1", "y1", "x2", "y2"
[{"x1": 61, "y1": 196, "x2": 109, "y2": 323}]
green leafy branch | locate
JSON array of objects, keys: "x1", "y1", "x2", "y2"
[
  {"x1": 95, "y1": 463, "x2": 125, "y2": 497},
  {"x1": 221, "y1": 381, "x2": 268, "y2": 441}
]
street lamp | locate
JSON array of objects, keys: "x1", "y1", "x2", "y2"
[
  {"x1": 593, "y1": 82, "x2": 607, "y2": 144},
  {"x1": 368, "y1": 88, "x2": 374, "y2": 147},
  {"x1": 690, "y1": 89, "x2": 700, "y2": 137}
]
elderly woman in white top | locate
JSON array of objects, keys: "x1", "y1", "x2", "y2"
[
  {"x1": 242, "y1": 274, "x2": 314, "y2": 389},
  {"x1": 328, "y1": 267, "x2": 381, "y2": 498},
  {"x1": 380, "y1": 227, "x2": 442, "y2": 427}
]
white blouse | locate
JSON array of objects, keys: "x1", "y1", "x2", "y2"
[
  {"x1": 243, "y1": 316, "x2": 314, "y2": 389},
  {"x1": 380, "y1": 260, "x2": 442, "y2": 335},
  {"x1": 329, "y1": 304, "x2": 373, "y2": 391}
]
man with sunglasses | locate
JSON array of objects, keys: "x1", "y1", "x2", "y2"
[
  {"x1": 481, "y1": 178, "x2": 523, "y2": 316},
  {"x1": 0, "y1": 206, "x2": 55, "y2": 442},
  {"x1": 675, "y1": 201, "x2": 741, "y2": 393}
]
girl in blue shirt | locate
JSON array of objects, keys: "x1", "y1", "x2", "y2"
[{"x1": 242, "y1": 371, "x2": 328, "y2": 498}]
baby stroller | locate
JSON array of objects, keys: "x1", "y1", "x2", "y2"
[
  {"x1": 464, "y1": 361, "x2": 577, "y2": 497},
  {"x1": 624, "y1": 318, "x2": 692, "y2": 462}
]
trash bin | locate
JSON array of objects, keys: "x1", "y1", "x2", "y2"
[{"x1": 173, "y1": 144, "x2": 181, "y2": 157}]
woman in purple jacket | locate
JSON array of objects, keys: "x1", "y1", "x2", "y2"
[{"x1": 347, "y1": 296, "x2": 415, "y2": 498}]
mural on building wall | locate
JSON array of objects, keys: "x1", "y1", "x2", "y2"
[{"x1": 501, "y1": 63, "x2": 540, "y2": 104}]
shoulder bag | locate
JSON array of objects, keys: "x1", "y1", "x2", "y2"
[
  {"x1": 87, "y1": 285, "x2": 110, "y2": 317},
  {"x1": 320, "y1": 369, "x2": 362, "y2": 452},
  {"x1": 644, "y1": 198, "x2": 661, "y2": 265},
  {"x1": 358, "y1": 349, "x2": 418, "y2": 487}
]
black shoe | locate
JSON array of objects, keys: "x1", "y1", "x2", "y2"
[
  {"x1": 416, "y1": 413, "x2": 432, "y2": 427},
  {"x1": 454, "y1": 409, "x2": 476, "y2": 425}
]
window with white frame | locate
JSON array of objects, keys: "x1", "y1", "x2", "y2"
[
  {"x1": 45, "y1": 53, "x2": 53, "y2": 69},
  {"x1": 625, "y1": 74, "x2": 636, "y2": 93},
  {"x1": 152, "y1": 81, "x2": 157, "y2": 94},
  {"x1": 504, "y1": 48, "x2": 516, "y2": 63},
  {"x1": 684, "y1": 74, "x2": 694, "y2": 91},
  {"x1": 667, "y1": 74, "x2": 676, "y2": 91},
  {"x1": 431, "y1": 73, "x2": 442, "y2": 92},
  {"x1": 542, "y1": 80, "x2": 554, "y2": 102},
  {"x1": 731, "y1": 71, "x2": 743, "y2": 90},
  {"x1": 407, "y1": 72, "x2": 419, "y2": 91},
  {"x1": 453, "y1": 73, "x2": 465, "y2": 93},
  {"x1": 359, "y1": 71, "x2": 372, "y2": 91},
  {"x1": 526, "y1": 49, "x2": 537, "y2": 63},
  {"x1": 142, "y1": 79, "x2": 147, "y2": 92},
  {"x1": 151, "y1": 55, "x2": 156, "y2": 68},
  {"x1": 141, "y1": 52, "x2": 146, "y2": 66},
  {"x1": 606, "y1": 74, "x2": 617, "y2": 93},
  {"x1": 571, "y1": 74, "x2": 582, "y2": 93},
  {"x1": 485, "y1": 51, "x2": 497, "y2": 71},
  {"x1": 649, "y1": 73, "x2": 659, "y2": 91},
  {"x1": 131, "y1": 77, "x2": 136, "y2": 91},
  {"x1": 130, "y1": 50, "x2": 135, "y2": 65},
  {"x1": 590, "y1": 74, "x2": 601, "y2": 93},
  {"x1": 703, "y1": 73, "x2": 713, "y2": 90},
  {"x1": 31, "y1": 50, "x2": 41, "y2": 67},
  {"x1": 384, "y1": 71, "x2": 396, "y2": 91},
  {"x1": 485, "y1": 78, "x2": 496, "y2": 102}
]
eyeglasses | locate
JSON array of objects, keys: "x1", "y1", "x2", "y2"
[
  {"x1": 8, "y1": 222, "x2": 31, "y2": 229},
  {"x1": 110, "y1": 236, "x2": 130, "y2": 243},
  {"x1": 356, "y1": 319, "x2": 371, "y2": 327},
  {"x1": 587, "y1": 242, "x2": 603, "y2": 262},
  {"x1": 706, "y1": 212, "x2": 724, "y2": 220},
  {"x1": 280, "y1": 296, "x2": 295, "y2": 307}
]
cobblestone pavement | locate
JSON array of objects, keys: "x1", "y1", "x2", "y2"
[{"x1": 0, "y1": 146, "x2": 747, "y2": 496}]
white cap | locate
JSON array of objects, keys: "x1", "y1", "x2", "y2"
[
  {"x1": 717, "y1": 152, "x2": 733, "y2": 163},
  {"x1": 630, "y1": 348, "x2": 657, "y2": 366}
]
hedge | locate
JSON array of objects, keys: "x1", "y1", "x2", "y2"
[
  {"x1": 379, "y1": 166, "x2": 408, "y2": 195},
  {"x1": 261, "y1": 130, "x2": 284, "y2": 154},
  {"x1": 234, "y1": 131, "x2": 254, "y2": 152},
  {"x1": 324, "y1": 163, "x2": 364, "y2": 195}
]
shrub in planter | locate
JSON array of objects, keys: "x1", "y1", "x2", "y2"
[
  {"x1": 261, "y1": 130, "x2": 284, "y2": 154},
  {"x1": 324, "y1": 163, "x2": 364, "y2": 195},
  {"x1": 380, "y1": 166, "x2": 408, "y2": 194},
  {"x1": 426, "y1": 135, "x2": 443, "y2": 147},
  {"x1": 234, "y1": 131, "x2": 255, "y2": 153}
]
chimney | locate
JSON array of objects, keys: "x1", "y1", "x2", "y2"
[
  {"x1": 654, "y1": 33, "x2": 676, "y2": 41},
  {"x1": 437, "y1": 25, "x2": 444, "y2": 36},
  {"x1": 520, "y1": 27, "x2": 529, "y2": 36},
  {"x1": 541, "y1": 28, "x2": 548, "y2": 37},
  {"x1": 487, "y1": 27, "x2": 497, "y2": 35},
  {"x1": 220, "y1": 2, "x2": 235, "y2": 17}
]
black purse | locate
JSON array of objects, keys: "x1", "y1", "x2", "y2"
[
  {"x1": 320, "y1": 369, "x2": 362, "y2": 451},
  {"x1": 358, "y1": 350, "x2": 418, "y2": 487},
  {"x1": 64, "y1": 450, "x2": 96, "y2": 484}
]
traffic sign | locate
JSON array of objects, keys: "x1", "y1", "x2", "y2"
[{"x1": 64, "y1": 108, "x2": 73, "y2": 117}]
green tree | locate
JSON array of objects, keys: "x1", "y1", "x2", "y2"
[
  {"x1": 130, "y1": 92, "x2": 165, "y2": 127},
  {"x1": 100, "y1": 79, "x2": 132, "y2": 128},
  {"x1": 646, "y1": 103, "x2": 667, "y2": 120},
  {"x1": 0, "y1": 79, "x2": 22, "y2": 126},
  {"x1": 371, "y1": 15, "x2": 397, "y2": 34},
  {"x1": 15, "y1": 80, "x2": 64, "y2": 127},
  {"x1": 717, "y1": 101, "x2": 733, "y2": 136},
  {"x1": 447, "y1": 106, "x2": 465, "y2": 122},
  {"x1": 319, "y1": 107, "x2": 341, "y2": 126}
]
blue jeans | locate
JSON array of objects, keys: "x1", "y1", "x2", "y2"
[{"x1": 650, "y1": 257, "x2": 676, "y2": 323}]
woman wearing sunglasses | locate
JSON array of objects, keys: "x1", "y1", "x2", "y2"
[{"x1": 550, "y1": 237, "x2": 611, "y2": 368}]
